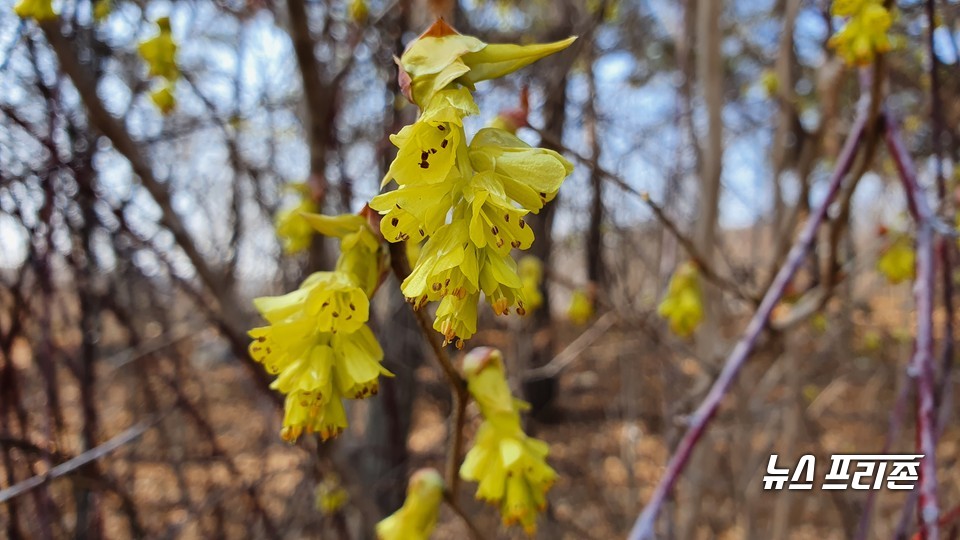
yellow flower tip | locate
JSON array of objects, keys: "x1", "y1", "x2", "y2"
[
  {"x1": 462, "y1": 346, "x2": 502, "y2": 378},
  {"x1": 14, "y1": 0, "x2": 56, "y2": 21},
  {"x1": 420, "y1": 17, "x2": 460, "y2": 39},
  {"x1": 376, "y1": 468, "x2": 444, "y2": 540},
  {"x1": 492, "y1": 296, "x2": 510, "y2": 315}
]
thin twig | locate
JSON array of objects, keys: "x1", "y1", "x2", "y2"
[
  {"x1": 884, "y1": 111, "x2": 941, "y2": 540},
  {"x1": 532, "y1": 126, "x2": 760, "y2": 306},
  {"x1": 626, "y1": 95, "x2": 871, "y2": 540},
  {"x1": 443, "y1": 491, "x2": 485, "y2": 540},
  {"x1": 387, "y1": 242, "x2": 472, "y2": 516},
  {"x1": 0, "y1": 415, "x2": 162, "y2": 504}
]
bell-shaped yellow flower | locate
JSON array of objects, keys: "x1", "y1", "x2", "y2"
[
  {"x1": 469, "y1": 128, "x2": 573, "y2": 214},
  {"x1": 567, "y1": 289, "x2": 594, "y2": 325},
  {"x1": 138, "y1": 17, "x2": 179, "y2": 81},
  {"x1": 376, "y1": 469, "x2": 445, "y2": 540},
  {"x1": 479, "y1": 248, "x2": 525, "y2": 316},
  {"x1": 434, "y1": 292, "x2": 479, "y2": 347},
  {"x1": 460, "y1": 347, "x2": 556, "y2": 535},
  {"x1": 401, "y1": 221, "x2": 480, "y2": 304},
  {"x1": 14, "y1": 0, "x2": 56, "y2": 20},
  {"x1": 149, "y1": 83, "x2": 176, "y2": 115},
  {"x1": 274, "y1": 183, "x2": 318, "y2": 254},
  {"x1": 877, "y1": 235, "x2": 915, "y2": 284},
  {"x1": 398, "y1": 18, "x2": 575, "y2": 107},
  {"x1": 657, "y1": 262, "x2": 703, "y2": 337},
  {"x1": 302, "y1": 210, "x2": 386, "y2": 297},
  {"x1": 280, "y1": 388, "x2": 348, "y2": 442}
]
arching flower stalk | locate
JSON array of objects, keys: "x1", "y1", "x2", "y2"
[
  {"x1": 249, "y1": 211, "x2": 392, "y2": 442},
  {"x1": 459, "y1": 347, "x2": 556, "y2": 535},
  {"x1": 370, "y1": 19, "x2": 575, "y2": 348}
]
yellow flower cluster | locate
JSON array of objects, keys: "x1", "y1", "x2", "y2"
[
  {"x1": 657, "y1": 261, "x2": 703, "y2": 337},
  {"x1": 13, "y1": 0, "x2": 55, "y2": 20},
  {"x1": 877, "y1": 234, "x2": 915, "y2": 284},
  {"x1": 370, "y1": 20, "x2": 575, "y2": 348},
  {"x1": 274, "y1": 182, "x2": 319, "y2": 255},
  {"x1": 829, "y1": 0, "x2": 893, "y2": 66},
  {"x1": 376, "y1": 468, "x2": 444, "y2": 540},
  {"x1": 459, "y1": 348, "x2": 556, "y2": 535},
  {"x1": 249, "y1": 212, "x2": 391, "y2": 442},
  {"x1": 138, "y1": 17, "x2": 179, "y2": 114}
]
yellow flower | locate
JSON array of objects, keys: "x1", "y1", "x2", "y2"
[
  {"x1": 434, "y1": 291, "x2": 479, "y2": 347},
  {"x1": 93, "y1": 0, "x2": 111, "y2": 21},
  {"x1": 829, "y1": 0, "x2": 893, "y2": 66},
  {"x1": 460, "y1": 348, "x2": 555, "y2": 535},
  {"x1": 279, "y1": 388, "x2": 348, "y2": 442},
  {"x1": 376, "y1": 469, "x2": 445, "y2": 540},
  {"x1": 518, "y1": 256, "x2": 544, "y2": 313},
  {"x1": 149, "y1": 83, "x2": 176, "y2": 115},
  {"x1": 479, "y1": 247, "x2": 525, "y2": 316},
  {"x1": 398, "y1": 18, "x2": 575, "y2": 107},
  {"x1": 13, "y1": 0, "x2": 56, "y2": 20},
  {"x1": 138, "y1": 17, "x2": 179, "y2": 81},
  {"x1": 348, "y1": 0, "x2": 368, "y2": 24},
  {"x1": 657, "y1": 262, "x2": 703, "y2": 337},
  {"x1": 469, "y1": 128, "x2": 573, "y2": 214},
  {"x1": 249, "y1": 272, "x2": 391, "y2": 442},
  {"x1": 302, "y1": 210, "x2": 386, "y2": 297},
  {"x1": 567, "y1": 289, "x2": 594, "y2": 325},
  {"x1": 877, "y1": 234, "x2": 915, "y2": 284},
  {"x1": 401, "y1": 221, "x2": 479, "y2": 305},
  {"x1": 372, "y1": 22, "x2": 574, "y2": 347},
  {"x1": 315, "y1": 474, "x2": 349, "y2": 515},
  {"x1": 274, "y1": 183, "x2": 318, "y2": 254}
]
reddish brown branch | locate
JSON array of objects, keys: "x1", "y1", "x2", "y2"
[{"x1": 627, "y1": 98, "x2": 871, "y2": 540}]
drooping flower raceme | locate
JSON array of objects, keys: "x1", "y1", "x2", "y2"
[
  {"x1": 371, "y1": 20, "x2": 575, "y2": 348},
  {"x1": 376, "y1": 468, "x2": 445, "y2": 540},
  {"x1": 829, "y1": 0, "x2": 893, "y2": 66},
  {"x1": 657, "y1": 261, "x2": 704, "y2": 337},
  {"x1": 250, "y1": 212, "x2": 391, "y2": 442},
  {"x1": 459, "y1": 348, "x2": 556, "y2": 535}
]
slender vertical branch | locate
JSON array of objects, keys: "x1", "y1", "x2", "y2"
[
  {"x1": 884, "y1": 112, "x2": 941, "y2": 540},
  {"x1": 627, "y1": 98, "x2": 871, "y2": 540},
  {"x1": 386, "y1": 243, "x2": 470, "y2": 506}
]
